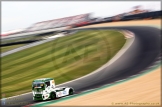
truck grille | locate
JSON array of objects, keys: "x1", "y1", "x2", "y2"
[
  {"x1": 34, "y1": 91, "x2": 42, "y2": 94},
  {"x1": 35, "y1": 94, "x2": 42, "y2": 98}
]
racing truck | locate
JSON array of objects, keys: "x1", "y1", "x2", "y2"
[{"x1": 32, "y1": 78, "x2": 74, "y2": 101}]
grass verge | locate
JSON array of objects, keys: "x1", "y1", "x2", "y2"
[{"x1": 1, "y1": 30, "x2": 126, "y2": 97}]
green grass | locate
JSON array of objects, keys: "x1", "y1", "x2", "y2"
[
  {"x1": 1, "y1": 30, "x2": 126, "y2": 97},
  {"x1": 1, "y1": 44, "x2": 26, "y2": 53}
]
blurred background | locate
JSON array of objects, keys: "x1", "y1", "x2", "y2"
[{"x1": 1, "y1": 1, "x2": 161, "y2": 107}]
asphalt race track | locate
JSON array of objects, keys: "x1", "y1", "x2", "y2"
[{"x1": 1, "y1": 26, "x2": 161, "y2": 107}]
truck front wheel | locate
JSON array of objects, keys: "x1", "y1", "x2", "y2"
[{"x1": 50, "y1": 92, "x2": 56, "y2": 100}]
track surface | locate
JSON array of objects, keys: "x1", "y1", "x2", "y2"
[{"x1": 1, "y1": 26, "x2": 161, "y2": 107}]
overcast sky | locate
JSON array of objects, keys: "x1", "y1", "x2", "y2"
[{"x1": 1, "y1": 1, "x2": 161, "y2": 33}]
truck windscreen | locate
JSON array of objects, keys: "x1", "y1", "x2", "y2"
[{"x1": 32, "y1": 82, "x2": 44, "y2": 88}]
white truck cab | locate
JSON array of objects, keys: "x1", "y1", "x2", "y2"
[{"x1": 32, "y1": 78, "x2": 74, "y2": 101}]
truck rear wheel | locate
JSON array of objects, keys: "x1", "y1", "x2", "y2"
[{"x1": 69, "y1": 89, "x2": 74, "y2": 95}]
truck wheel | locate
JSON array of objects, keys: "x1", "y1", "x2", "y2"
[
  {"x1": 69, "y1": 89, "x2": 73, "y2": 95},
  {"x1": 50, "y1": 92, "x2": 56, "y2": 100}
]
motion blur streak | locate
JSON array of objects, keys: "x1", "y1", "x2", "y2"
[{"x1": 1, "y1": 26, "x2": 161, "y2": 107}]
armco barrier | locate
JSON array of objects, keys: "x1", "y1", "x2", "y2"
[{"x1": 1, "y1": 40, "x2": 39, "y2": 47}]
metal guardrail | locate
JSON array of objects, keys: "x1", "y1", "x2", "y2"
[
  {"x1": 1, "y1": 27, "x2": 67, "y2": 41},
  {"x1": 1, "y1": 38, "x2": 57, "y2": 57}
]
